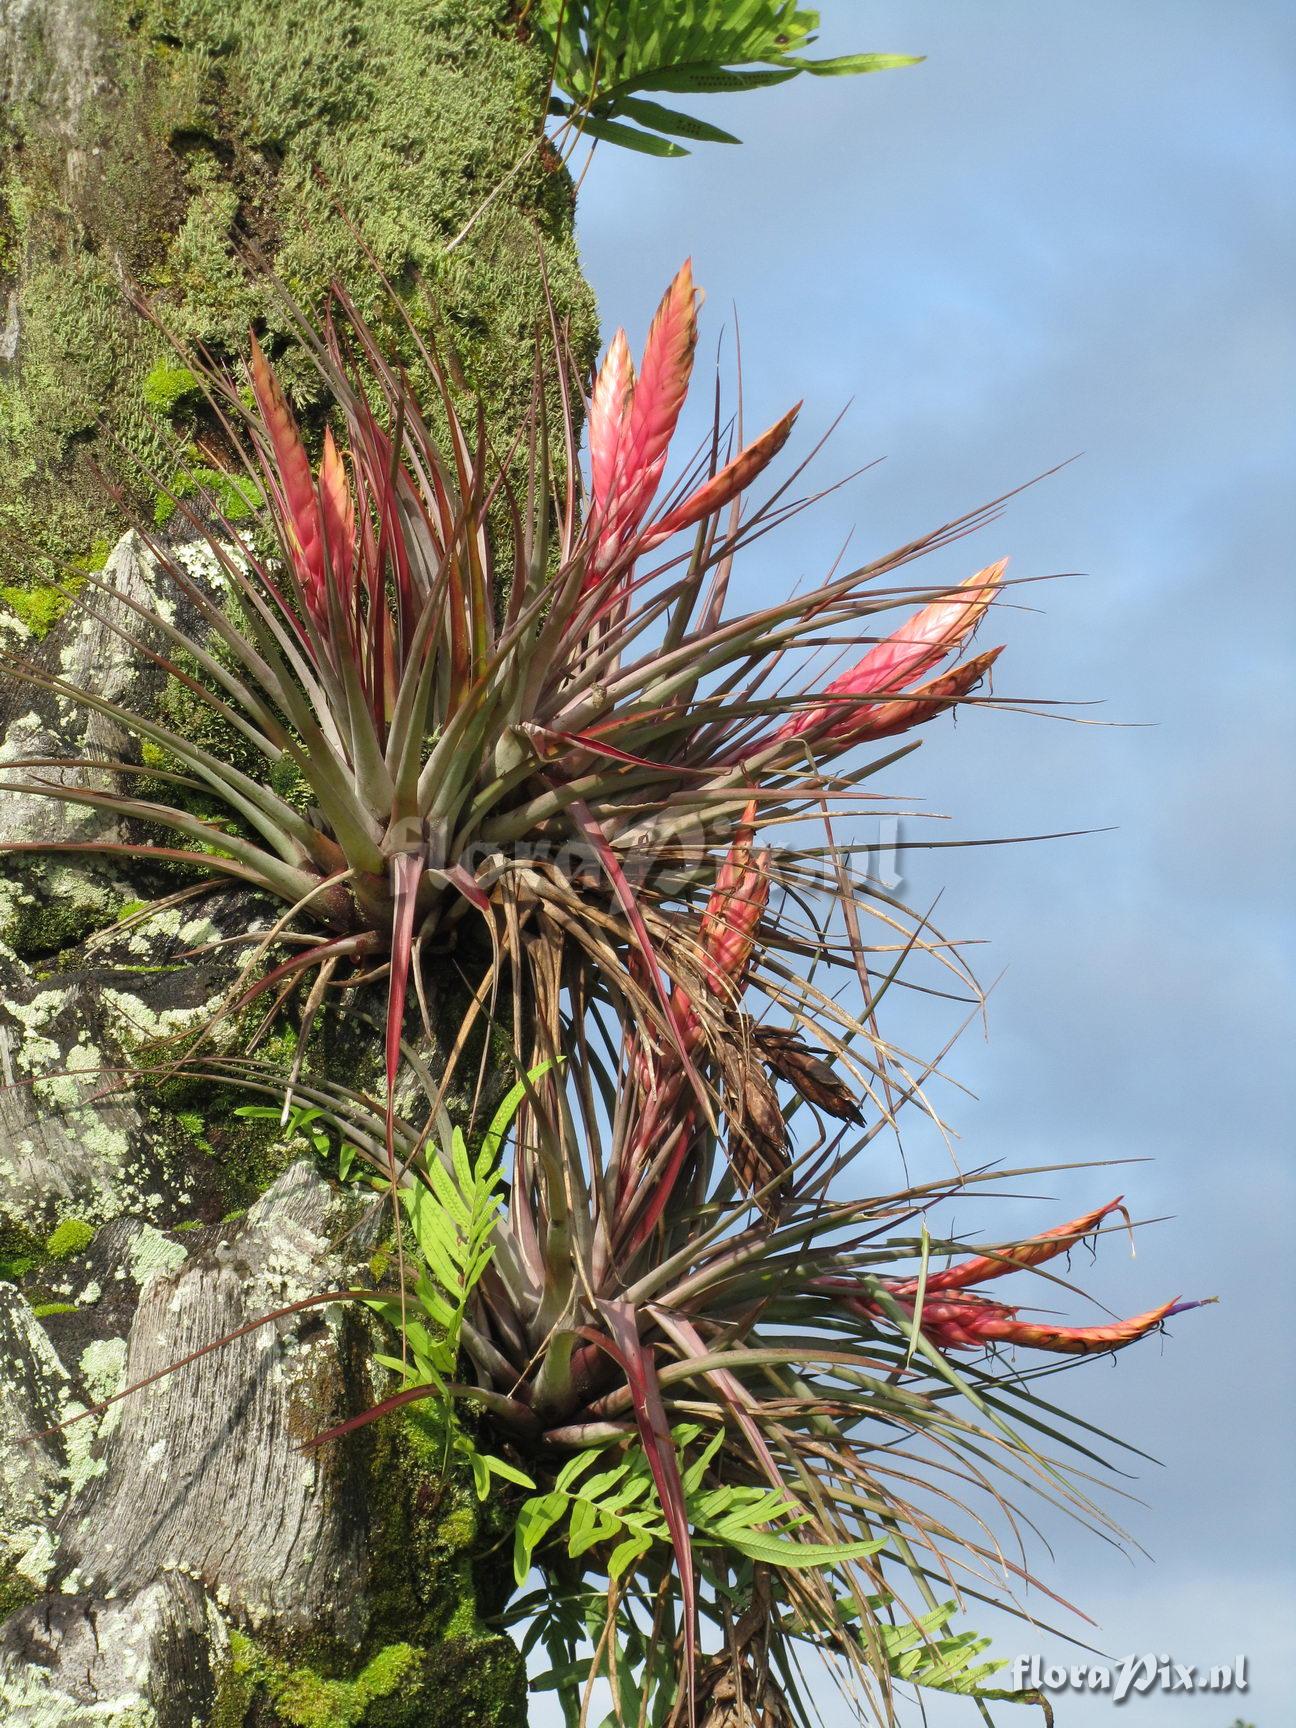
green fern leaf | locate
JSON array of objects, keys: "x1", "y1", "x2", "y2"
[{"x1": 532, "y1": 1, "x2": 918, "y2": 153}]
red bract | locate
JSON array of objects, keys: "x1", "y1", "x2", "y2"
[
  {"x1": 908, "y1": 1293, "x2": 1205, "y2": 1355},
  {"x1": 856, "y1": 1199, "x2": 1210, "y2": 1357},
  {"x1": 249, "y1": 336, "x2": 354, "y2": 624},
  {"x1": 586, "y1": 261, "x2": 698, "y2": 585},
  {"x1": 754, "y1": 561, "x2": 1006, "y2": 756},
  {"x1": 584, "y1": 261, "x2": 798, "y2": 602}
]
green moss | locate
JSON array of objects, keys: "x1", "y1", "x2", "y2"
[
  {"x1": 229, "y1": 1631, "x2": 423, "y2": 1728},
  {"x1": 416, "y1": 1634, "x2": 524, "y2": 1728},
  {"x1": 366, "y1": 1406, "x2": 525, "y2": 1711},
  {"x1": 0, "y1": 1217, "x2": 45, "y2": 1282},
  {"x1": 31, "y1": 1300, "x2": 78, "y2": 1317},
  {"x1": 3, "y1": 897, "x2": 95, "y2": 959},
  {"x1": 211, "y1": 1633, "x2": 258, "y2": 1728},
  {"x1": 141, "y1": 357, "x2": 201, "y2": 415},
  {"x1": 0, "y1": 1252, "x2": 40, "y2": 1281},
  {"x1": 71, "y1": 536, "x2": 115, "y2": 574},
  {"x1": 98, "y1": 961, "x2": 187, "y2": 976},
  {"x1": 0, "y1": 181, "x2": 16, "y2": 281},
  {"x1": 44, "y1": 1218, "x2": 95, "y2": 1260},
  {"x1": 145, "y1": 1013, "x2": 311, "y2": 1211},
  {"x1": 269, "y1": 751, "x2": 315, "y2": 812},
  {"x1": 171, "y1": 1083, "x2": 297, "y2": 1207},
  {"x1": 0, "y1": 862, "x2": 128, "y2": 959},
  {"x1": 218, "y1": 1404, "x2": 524, "y2": 1725},
  {"x1": 0, "y1": 0, "x2": 596, "y2": 582},
  {"x1": 0, "y1": 1562, "x2": 39, "y2": 1623},
  {"x1": 0, "y1": 580, "x2": 79, "y2": 636},
  {"x1": 154, "y1": 463, "x2": 264, "y2": 527}
]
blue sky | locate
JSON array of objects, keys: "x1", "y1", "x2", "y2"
[{"x1": 569, "y1": 3, "x2": 1295, "y2": 1723}]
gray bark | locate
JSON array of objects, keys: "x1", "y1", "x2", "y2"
[
  {"x1": 44, "y1": 1162, "x2": 377, "y2": 1629},
  {"x1": 0, "y1": 1163, "x2": 381, "y2": 1721},
  {"x1": 0, "y1": 535, "x2": 528, "y2": 1721},
  {"x1": 0, "y1": 1577, "x2": 230, "y2": 1727}
]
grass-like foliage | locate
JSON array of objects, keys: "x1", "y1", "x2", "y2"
[
  {"x1": 0, "y1": 262, "x2": 1008, "y2": 1159},
  {"x1": 1, "y1": 263, "x2": 1208, "y2": 1726},
  {"x1": 209, "y1": 1038, "x2": 1203, "y2": 1728},
  {"x1": 529, "y1": 0, "x2": 921, "y2": 155}
]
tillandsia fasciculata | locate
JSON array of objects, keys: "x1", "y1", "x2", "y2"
[
  {"x1": 2, "y1": 264, "x2": 1209, "y2": 1727},
  {"x1": 194, "y1": 1036, "x2": 1206, "y2": 1728},
  {"x1": 0, "y1": 262, "x2": 1009, "y2": 1152}
]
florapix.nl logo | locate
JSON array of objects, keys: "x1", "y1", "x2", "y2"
[{"x1": 1011, "y1": 1653, "x2": 1250, "y2": 1703}]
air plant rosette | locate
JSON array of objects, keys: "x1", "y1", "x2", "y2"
[
  {"x1": 197, "y1": 1043, "x2": 1209, "y2": 1728},
  {"x1": 0, "y1": 260, "x2": 1010, "y2": 1135},
  {"x1": 1, "y1": 263, "x2": 1209, "y2": 1726}
]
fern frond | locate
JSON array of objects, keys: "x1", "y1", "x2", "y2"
[{"x1": 531, "y1": 0, "x2": 921, "y2": 154}]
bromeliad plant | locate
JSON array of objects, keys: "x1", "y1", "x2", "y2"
[
  {"x1": 198, "y1": 807, "x2": 1206, "y2": 1723},
  {"x1": 200, "y1": 1004, "x2": 1206, "y2": 1728},
  {"x1": 1, "y1": 261, "x2": 1207, "y2": 1724},
  {"x1": 0, "y1": 261, "x2": 1008, "y2": 1149}
]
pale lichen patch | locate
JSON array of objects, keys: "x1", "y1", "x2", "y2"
[
  {"x1": 79, "y1": 1337, "x2": 127, "y2": 1405},
  {"x1": 127, "y1": 1227, "x2": 187, "y2": 1290}
]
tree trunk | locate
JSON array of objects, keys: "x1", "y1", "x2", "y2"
[
  {"x1": 0, "y1": 1, "x2": 594, "y2": 1719},
  {"x1": 0, "y1": 0, "x2": 594, "y2": 581}
]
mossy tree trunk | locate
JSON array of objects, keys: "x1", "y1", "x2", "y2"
[
  {"x1": 0, "y1": 2, "x2": 594, "y2": 1720},
  {"x1": 0, "y1": 0, "x2": 595, "y2": 582}
]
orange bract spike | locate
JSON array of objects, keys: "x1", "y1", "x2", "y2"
[
  {"x1": 641, "y1": 404, "x2": 801, "y2": 551},
  {"x1": 892, "y1": 1288, "x2": 1209, "y2": 1355},
  {"x1": 711, "y1": 800, "x2": 758, "y2": 891},
  {"x1": 965, "y1": 1296, "x2": 1195, "y2": 1356},
  {"x1": 830, "y1": 646, "x2": 1003, "y2": 747},
  {"x1": 249, "y1": 336, "x2": 322, "y2": 592},
  {"x1": 777, "y1": 560, "x2": 1006, "y2": 747},
  {"x1": 893, "y1": 1196, "x2": 1128, "y2": 1297},
  {"x1": 700, "y1": 844, "x2": 770, "y2": 999},
  {"x1": 589, "y1": 328, "x2": 635, "y2": 519},
  {"x1": 319, "y1": 426, "x2": 355, "y2": 594}
]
